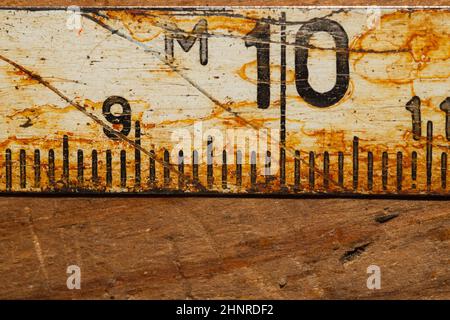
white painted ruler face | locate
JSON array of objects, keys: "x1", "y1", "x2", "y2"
[{"x1": 0, "y1": 7, "x2": 448, "y2": 195}]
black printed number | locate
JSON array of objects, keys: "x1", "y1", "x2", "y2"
[
  {"x1": 245, "y1": 21, "x2": 271, "y2": 109},
  {"x1": 102, "y1": 96, "x2": 131, "y2": 139},
  {"x1": 295, "y1": 19, "x2": 350, "y2": 108},
  {"x1": 245, "y1": 18, "x2": 350, "y2": 108}
]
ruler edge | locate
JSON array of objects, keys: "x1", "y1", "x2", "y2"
[
  {"x1": 0, "y1": 6, "x2": 450, "y2": 10},
  {"x1": 2, "y1": 190, "x2": 450, "y2": 198}
]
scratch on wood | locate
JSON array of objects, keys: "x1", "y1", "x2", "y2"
[{"x1": 0, "y1": 52, "x2": 207, "y2": 192}]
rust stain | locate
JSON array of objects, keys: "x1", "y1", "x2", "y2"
[
  {"x1": 104, "y1": 9, "x2": 257, "y2": 43},
  {"x1": 237, "y1": 60, "x2": 296, "y2": 85},
  {"x1": 6, "y1": 69, "x2": 40, "y2": 86},
  {"x1": 352, "y1": 10, "x2": 450, "y2": 85},
  {"x1": 6, "y1": 104, "x2": 78, "y2": 120},
  {"x1": 105, "y1": 11, "x2": 165, "y2": 42}
]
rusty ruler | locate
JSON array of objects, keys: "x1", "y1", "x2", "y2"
[{"x1": 0, "y1": 6, "x2": 449, "y2": 195}]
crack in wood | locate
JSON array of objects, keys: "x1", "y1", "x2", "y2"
[{"x1": 340, "y1": 242, "x2": 372, "y2": 263}]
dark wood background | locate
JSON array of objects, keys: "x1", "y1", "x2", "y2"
[{"x1": 0, "y1": 1, "x2": 449, "y2": 299}]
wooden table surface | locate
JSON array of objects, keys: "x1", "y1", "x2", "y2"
[
  {"x1": 0, "y1": 1, "x2": 449, "y2": 300},
  {"x1": 0, "y1": 196, "x2": 449, "y2": 299}
]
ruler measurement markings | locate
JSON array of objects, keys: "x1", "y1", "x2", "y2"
[
  {"x1": 352, "y1": 137, "x2": 359, "y2": 191},
  {"x1": 309, "y1": 151, "x2": 315, "y2": 190},
  {"x1": 250, "y1": 151, "x2": 257, "y2": 188},
  {"x1": 382, "y1": 152, "x2": 388, "y2": 191},
  {"x1": 441, "y1": 152, "x2": 447, "y2": 190},
  {"x1": 0, "y1": 8, "x2": 448, "y2": 195},
  {"x1": 10, "y1": 10, "x2": 388, "y2": 195},
  {"x1": 367, "y1": 151, "x2": 373, "y2": 191},
  {"x1": 338, "y1": 152, "x2": 344, "y2": 189},
  {"x1": 84, "y1": 11, "x2": 347, "y2": 193},
  {"x1": 92, "y1": 150, "x2": 99, "y2": 185},
  {"x1": 19, "y1": 149, "x2": 26, "y2": 189},
  {"x1": 62, "y1": 135, "x2": 69, "y2": 186},
  {"x1": 222, "y1": 150, "x2": 227, "y2": 189},
  {"x1": 77, "y1": 149, "x2": 84, "y2": 185},
  {"x1": 323, "y1": 151, "x2": 330, "y2": 190},
  {"x1": 163, "y1": 149, "x2": 170, "y2": 188},
  {"x1": 236, "y1": 150, "x2": 242, "y2": 187},
  {"x1": 5, "y1": 149, "x2": 11, "y2": 191},
  {"x1": 426, "y1": 121, "x2": 433, "y2": 191},
  {"x1": 34, "y1": 149, "x2": 40, "y2": 188},
  {"x1": 397, "y1": 152, "x2": 403, "y2": 192},
  {"x1": 265, "y1": 151, "x2": 271, "y2": 185},
  {"x1": 106, "y1": 150, "x2": 112, "y2": 188},
  {"x1": 279, "y1": 11, "x2": 287, "y2": 188},
  {"x1": 148, "y1": 150, "x2": 155, "y2": 186},
  {"x1": 120, "y1": 149, "x2": 127, "y2": 188},
  {"x1": 48, "y1": 149, "x2": 55, "y2": 187},
  {"x1": 135, "y1": 121, "x2": 141, "y2": 187},
  {"x1": 294, "y1": 150, "x2": 301, "y2": 190},
  {"x1": 178, "y1": 150, "x2": 184, "y2": 190},
  {"x1": 0, "y1": 134, "x2": 446, "y2": 194},
  {"x1": 411, "y1": 151, "x2": 417, "y2": 189},
  {"x1": 0, "y1": 54, "x2": 208, "y2": 193},
  {"x1": 207, "y1": 137, "x2": 214, "y2": 189}
]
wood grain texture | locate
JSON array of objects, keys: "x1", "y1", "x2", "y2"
[
  {"x1": 0, "y1": 0, "x2": 449, "y2": 300},
  {"x1": 0, "y1": 196, "x2": 449, "y2": 299}
]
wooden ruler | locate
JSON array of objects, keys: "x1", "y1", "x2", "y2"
[{"x1": 0, "y1": 7, "x2": 449, "y2": 195}]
